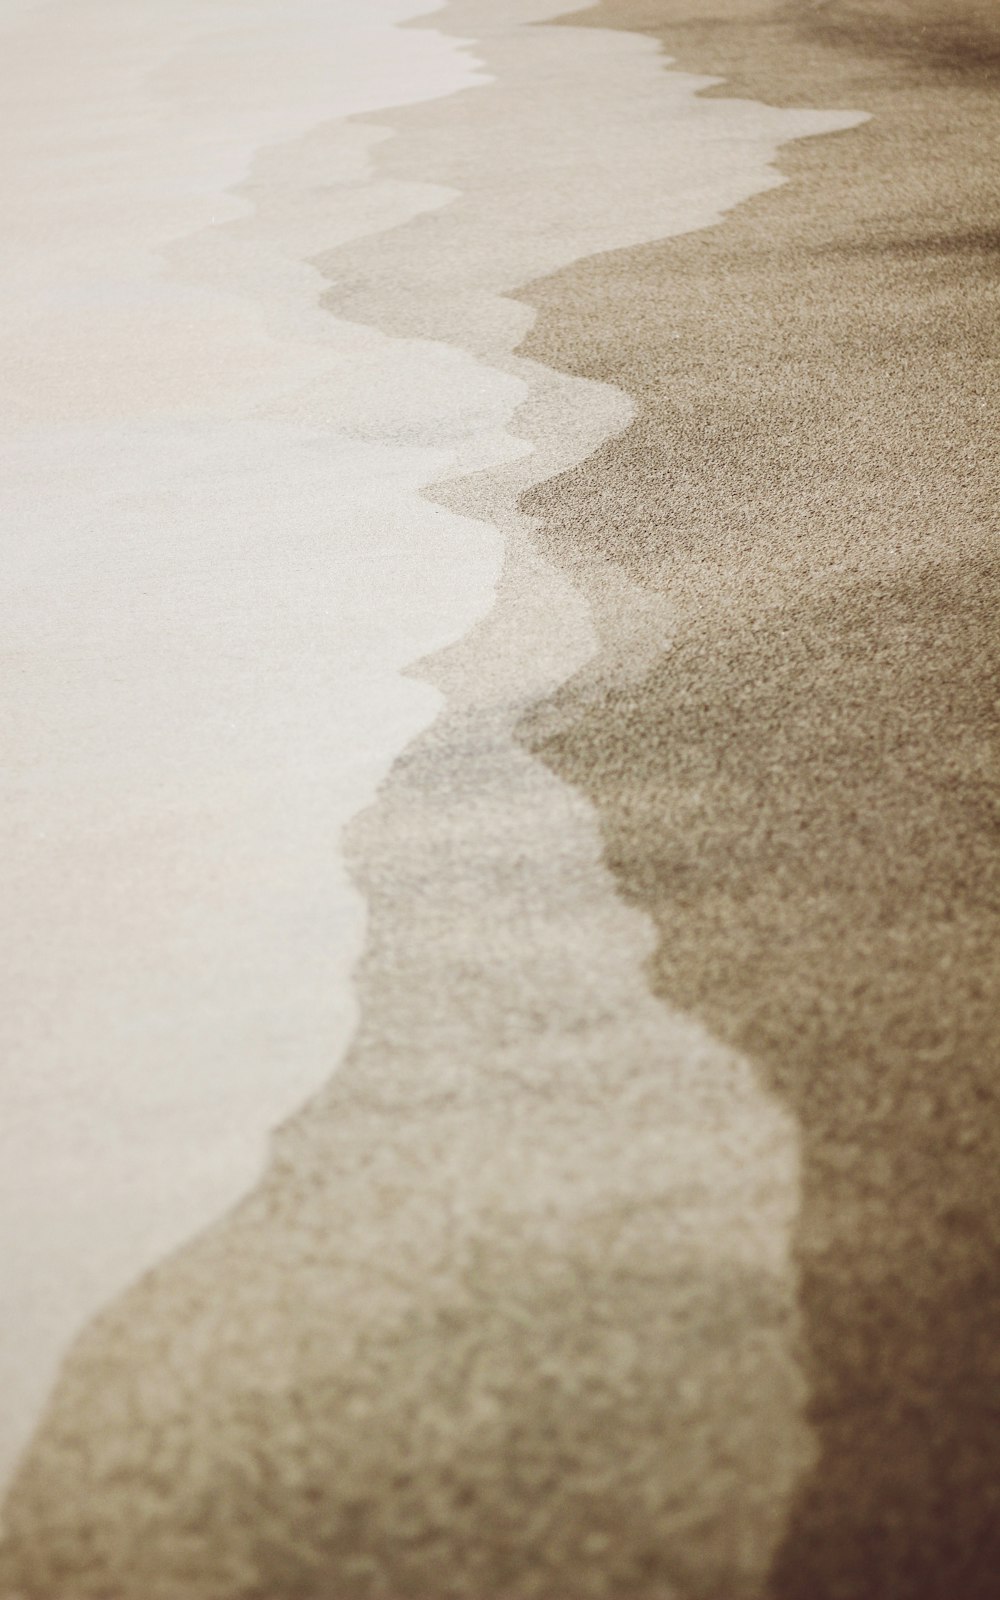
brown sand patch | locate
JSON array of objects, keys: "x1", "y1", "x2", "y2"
[{"x1": 516, "y1": 3, "x2": 1000, "y2": 1596}]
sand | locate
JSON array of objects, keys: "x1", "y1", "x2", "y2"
[
  {"x1": 516, "y1": 3, "x2": 1000, "y2": 1595},
  {"x1": 1, "y1": 2, "x2": 995, "y2": 1597},
  {"x1": 0, "y1": 0, "x2": 497, "y2": 1492}
]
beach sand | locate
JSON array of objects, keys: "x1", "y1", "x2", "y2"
[
  {"x1": 517, "y1": 3, "x2": 1000, "y2": 1595},
  {"x1": 1, "y1": 4, "x2": 996, "y2": 1597}
]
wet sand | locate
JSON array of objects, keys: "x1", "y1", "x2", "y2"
[{"x1": 516, "y1": 3, "x2": 1000, "y2": 1596}]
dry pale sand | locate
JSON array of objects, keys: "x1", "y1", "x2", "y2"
[{"x1": 0, "y1": 0, "x2": 512, "y2": 1497}]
